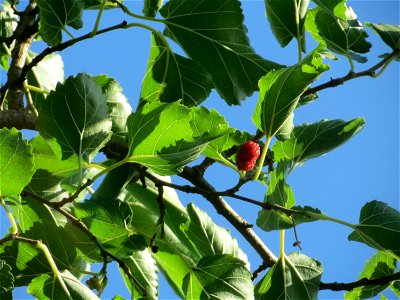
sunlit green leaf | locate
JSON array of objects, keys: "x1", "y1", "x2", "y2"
[
  {"x1": 255, "y1": 252, "x2": 323, "y2": 300},
  {"x1": 348, "y1": 201, "x2": 400, "y2": 259},
  {"x1": 0, "y1": 128, "x2": 35, "y2": 197},
  {"x1": 120, "y1": 250, "x2": 159, "y2": 300},
  {"x1": 366, "y1": 23, "x2": 400, "y2": 52},
  {"x1": 160, "y1": 0, "x2": 282, "y2": 105},
  {"x1": 0, "y1": 260, "x2": 14, "y2": 293},
  {"x1": 202, "y1": 130, "x2": 251, "y2": 169},
  {"x1": 273, "y1": 118, "x2": 365, "y2": 165},
  {"x1": 345, "y1": 251, "x2": 397, "y2": 299},
  {"x1": 264, "y1": 0, "x2": 310, "y2": 51},
  {"x1": 36, "y1": 0, "x2": 84, "y2": 46},
  {"x1": 252, "y1": 51, "x2": 328, "y2": 139},
  {"x1": 141, "y1": 34, "x2": 213, "y2": 107},
  {"x1": 74, "y1": 197, "x2": 144, "y2": 257},
  {"x1": 183, "y1": 254, "x2": 253, "y2": 300},
  {"x1": 36, "y1": 73, "x2": 112, "y2": 163},
  {"x1": 27, "y1": 270, "x2": 99, "y2": 300},
  {"x1": 126, "y1": 102, "x2": 230, "y2": 175},
  {"x1": 94, "y1": 75, "x2": 132, "y2": 137},
  {"x1": 305, "y1": 5, "x2": 371, "y2": 63}
]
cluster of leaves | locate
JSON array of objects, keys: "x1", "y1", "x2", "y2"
[{"x1": 0, "y1": 0, "x2": 399, "y2": 299}]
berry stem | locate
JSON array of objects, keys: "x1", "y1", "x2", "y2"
[{"x1": 253, "y1": 136, "x2": 272, "y2": 180}]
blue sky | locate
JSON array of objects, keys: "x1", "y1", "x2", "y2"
[{"x1": 2, "y1": 1, "x2": 399, "y2": 299}]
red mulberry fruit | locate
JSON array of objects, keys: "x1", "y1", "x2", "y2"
[{"x1": 236, "y1": 141, "x2": 260, "y2": 171}]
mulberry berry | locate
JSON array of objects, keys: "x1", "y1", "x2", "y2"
[{"x1": 236, "y1": 141, "x2": 260, "y2": 171}]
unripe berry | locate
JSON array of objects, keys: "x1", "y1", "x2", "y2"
[{"x1": 236, "y1": 141, "x2": 261, "y2": 171}]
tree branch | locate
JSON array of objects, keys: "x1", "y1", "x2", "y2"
[
  {"x1": 1, "y1": 2, "x2": 39, "y2": 110},
  {"x1": 179, "y1": 166, "x2": 278, "y2": 267},
  {"x1": 0, "y1": 110, "x2": 36, "y2": 130},
  {"x1": 0, "y1": 21, "x2": 129, "y2": 108},
  {"x1": 304, "y1": 50, "x2": 400, "y2": 97},
  {"x1": 320, "y1": 272, "x2": 400, "y2": 291}
]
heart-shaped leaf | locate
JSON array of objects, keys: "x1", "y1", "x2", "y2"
[
  {"x1": 255, "y1": 252, "x2": 323, "y2": 300},
  {"x1": 348, "y1": 200, "x2": 400, "y2": 259},
  {"x1": 345, "y1": 251, "x2": 397, "y2": 299},
  {"x1": 183, "y1": 254, "x2": 254, "y2": 300},
  {"x1": 36, "y1": 73, "x2": 112, "y2": 164},
  {"x1": 160, "y1": 0, "x2": 282, "y2": 105}
]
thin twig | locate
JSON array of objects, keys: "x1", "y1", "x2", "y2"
[
  {"x1": 0, "y1": 21, "x2": 129, "y2": 107},
  {"x1": 320, "y1": 272, "x2": 400, "y2": 291},
  {"x1": 304, "y1": 49, "x2": 400, "y2": 97}
]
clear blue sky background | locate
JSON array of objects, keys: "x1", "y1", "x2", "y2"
[{"x1": 1, "y1": 1, "x2": 399, "y2": 299}]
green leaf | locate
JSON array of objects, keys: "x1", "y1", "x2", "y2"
[
  {"x1": 0, "y1": 128, "x2": 35, "y2": 197},
  {"x1": 119, "y1": 250, "x2": 159, "y2": 300},
  {"x1": 0, "y1": 240, "x2": 48, "y2": 286},
  {"x1": 126, "y1": 179, "x2": 248, "y2": 297},
  {"x1": 29, "y1": 221, "x2": 78, "y2": 270},
  {"x1": 345, "y1": 251, "x2": 397, "y2": 299},
  {"x1": 204, "y1": 131, "x2": 249, "y2": 168},
  {"x1": 160, "y1": 0, "x2": 282, "y2": 105},
  {"x1": 183, "y1": 203, "x2": 249, "y2": 267},
  {"x1": 257, "y1": 163, "x2": 295, "y2": 231},
  {"x1": 265, "y1": 0, "x2": 310, "y2": 51},
  {"x1": 74, "y1": 197, "x2": 144, "y2": 257},
  {"x1": 252, "y1": 51, "x2": 328, "y2": 139},
  {"x1": 94, "y1": 75, "x2": 132, "y2": 137},
  {"x1": 30, "y1": 135, "x2": 79, "y2": 177},
  {"x1": 93, "y1": 164, "x2": 136, "y2": 201},
  {"x1": 391, "y1": 281, "x2": 400, "y2": 297},
  {"x1": 36, "y1": 0, "x2": 84, "y2": 46},
  {"x1": 0, "y1": 221, "x2": 76, "y2": 286},
  {"x1": 273, "y1": 118, "x2": 365, "y2": 165},
  {"x1": 7, "y1": 195, "x2": 61, "y2": 232},
  {"x1": 182, "y1": 254, "x2": 254, "y2": 300},
  {"x1": 311, "y1": 0, "x2": 347, "y2": 20},
  {"x1": 141, "y1": 34, "x2": 213, "y2": 107},
  {"x1": 126, "y1": 102, "x2": 230, "y2": 175},
  {"x1": 348, "y1": 201, "x2": 400, "y2": 259},
  {"x1": 36, "y1": 73, "x2": 112, "y2": 163},
  {"x1": 291, "y1": 206, "x2": 325, "y2": 225},
  {"x1": 0, "y1": 260, "x2": 14, "y2": 293},
  {"x1": 143, "y1": 0, "x2": 163, "y2": 17},
  {"x1": 255, "y1": 252, "x2": 323, "y2": 300},
  {"x1": 0, "y1": 2, "x2": 17, "y2": 70},
  {"x1": 366, "y1": 23, "x2": 400, "y2": 51},
  {"x1": 27, "y1": 271, "x2": 99, "y2": 300},
  {"x1": 125, "y1": 179, "x2": 197, "y2": 297},
  {"x1": 305, "y1": 5, "x2": 371, "y2": 62},
  {"x1": 26, "y1": 52, "x2": 64, "y2": 107}
]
